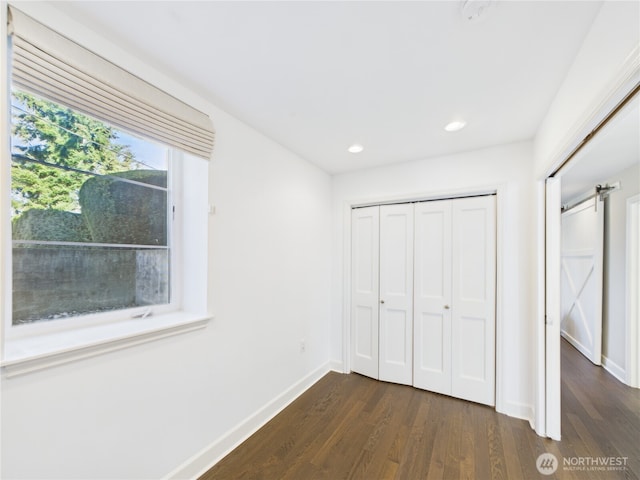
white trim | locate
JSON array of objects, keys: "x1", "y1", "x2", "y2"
[
  {"x1": 502, "y1": 401, "x2": 535, "y2": 426},
  {"x1": 494, "y1": 187, "x2": 505, "y2": 414},
  {"x1": 626, "y1": 194, "x2": 640, "y2": 388},
  {"x1": 602, "y1": 355, "x2": 626, "y2": 384},
  {"x1": 342, "y1": 201, "x2": 352, "y2": 373},
  {"x1": 0, "y1": 4, "x2": 11, "y2": 361},
  {"x1": 341, "y1": 183, "x2": 506, "y2": 412},
  {"x1": 329, "y1": 359, "x2": 344, "y2": 373},
  {"x1": 164, "y1": 362, "x2": 332, "y2": 480},
  {"x1": 535, "y1": 180, "x2": 547, "y2": 436},
  {"x1": 1, "y1": 313, "x2": 212, "y2": 377}
]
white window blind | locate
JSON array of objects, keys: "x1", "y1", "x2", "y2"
[{"x1": 8, "y1": 6, "x2": 215, "y2": 159}]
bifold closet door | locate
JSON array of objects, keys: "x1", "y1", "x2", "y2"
[
  {"x1": 379, "y1": 204, "x2": 414, "y2": 385},
  {"x1": 351, "y1": 206, "x2": 380, "y2": 379},
  {"x1": 413, "y1": 200, "x2": 453, "y2": 396},
  {"x1": 352, "y1": 197, "x2": 494, "y2": 403},
  {"x1": 451, "y1": 196, "x2": 496, "y2": 406},
  {"x1": 414, "y1": 195, "x2": 496, "y2": 406}
]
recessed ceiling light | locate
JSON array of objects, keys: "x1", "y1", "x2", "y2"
[
  {"x1": 347, "y1": 143, "x2": 364, "y2": 153},
  {"x1": 444, "y1": 121, "x2": 467, "y2": 132}
]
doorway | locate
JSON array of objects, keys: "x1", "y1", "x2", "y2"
[{"x1": 544, "y1": 89, "x2": 640, "y2": 439}]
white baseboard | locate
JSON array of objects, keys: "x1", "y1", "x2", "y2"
[
  {"x1": 602, "y1": 355, "x2": 626, "y2": 384},
  {"x1": 562, "y1": 332, "x2": 629, "y2": 385},
  {"x1": 561, "y1": 331, "x2": 598, "y2": 364},
  {"x1": 329, "y1": 359, "x2": 344, "y2": 373},
  {"x1": 164, "y1": 362, "x2": 332, "y2": 480},
  {"x1": 500, "y1": 400, "x2": 535, "y2": 426}
]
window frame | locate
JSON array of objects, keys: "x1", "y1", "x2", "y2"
[{"x1": 5, "y1": 132, "x2": 184, "y2": 339}]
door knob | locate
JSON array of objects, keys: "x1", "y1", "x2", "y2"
[
  {"x1": 444, "y1": 305, "x2": 450, "y2": 309},
  {"x1": 380, "y1": 300, "x2": 385, "y2": 304}
]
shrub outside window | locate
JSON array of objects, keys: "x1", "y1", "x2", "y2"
[{"x1": 10, "y1": 89, "x2": 175, "y2": 326}]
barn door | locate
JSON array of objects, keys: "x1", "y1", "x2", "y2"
[{"x1": 560, "y1": 197, "x2": 604, "y2": 365}]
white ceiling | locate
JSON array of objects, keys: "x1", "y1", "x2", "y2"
[{"x1": 53, "y1": 1, "x2": 604, "y2": 174}]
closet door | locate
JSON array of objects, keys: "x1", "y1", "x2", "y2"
[
  {"x1": 451, "y1": 195, "x2": 496, "y2": 406},
  {"x1": 351, "y1": 206, "x2": 380, "y2": 379},
  {"x1": 379, "y1": 203, "x2": 414, "y2": 385},
  {"x1": 413, "y1": 200, "x2": 452, "y2": 395}
]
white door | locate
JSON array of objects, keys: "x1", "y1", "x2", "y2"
[
  {"x1": 351, "y1": 206, "x2": 380, "y2": 379},
  {"x1": 413, "y1": 200, "x2": 452, "y2": 395},
  {"x1": 546, "y1": 177, "x2": 562, "y2": 440},
  {"x1": 451, "y1": 196, "x2": 496, "y2": 406},
  {"x1": 413, "y1": 196, "x2": 496, "y2": 406},
  {"x1": 560, "y1": 197, "x2": 604, "y2": 365},
  {"x1": 379, "y1": 203, "x2": 414, "y2": 385}
]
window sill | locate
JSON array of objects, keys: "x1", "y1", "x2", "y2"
[{"x1": 1, "y1": 312, "x2": 212, "y2": 378}]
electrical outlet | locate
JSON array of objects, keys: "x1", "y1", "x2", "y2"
[{"x1": 300, "y1": 339, "x2": 306, "y2": 353}]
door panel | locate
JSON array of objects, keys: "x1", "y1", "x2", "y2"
[
  {"x1": 452, "y1": 196, "x2": 496, "y2": 406},
  {"x1": 458, "y1": 207, "x2": 490, "y2": 301},
  {"x1": 351, "y1": 206, "x2": 379, "y2": 379},
  {"x1": 458, "y1": 316, "x2": 487, "y2": 381},
  {"x1": 384, "y1": 309, "x2": 409, "y2": 364},
  {"x1": 354, "y1": 306, "x2": 375, "y2": 358},
  {"x1": 560, "y1": 197, "x2": 604, "y2": 365},
  {"x1": 413, "y1": 200, "x2": 452, "y2": 394},
  {"x1": 379, "y1": 203, "x2": 414, "y2": 385}
]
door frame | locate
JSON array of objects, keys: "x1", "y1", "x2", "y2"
[
  {"x1": 536, "y1": 52, "x2": 639, "y2": 438},
  {"x1": 544, "y1": 177, "x2": 562, "y2": 440},
  {"x1": 342, "y1": 184, "x2": 505, "y2": 413},
  {"x1": 626, "y1": 194, "x2": 640, "y2": 388}
]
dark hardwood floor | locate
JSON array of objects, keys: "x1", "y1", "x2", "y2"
[{"x1": 201, "y1": 339, "x2": 639, "y2": 479}]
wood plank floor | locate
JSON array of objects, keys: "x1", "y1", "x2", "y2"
[{"x1": 201, "y1": 339, "x2": 639, "y2": 479}]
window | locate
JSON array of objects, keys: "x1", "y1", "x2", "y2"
[
  {"x1": 2, "y1": 6, "x2": 214, "y2": 374},
  {"x1": 11, "y1": 89, "x2": 175, "y2": 325}
]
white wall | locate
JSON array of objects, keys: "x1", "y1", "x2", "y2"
[
  {"x1": 603, "y1": 163, "x2": 640, "y2": 378},
  {"x1": 534, "y1": 1, "x2": 640, "y2": 177},
  {"x1": 1, "y1": 3, "x2": 332, "y2": 479},
  {"x1": 330, "y1": 141, "x2": 537, "y2": 420}
]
